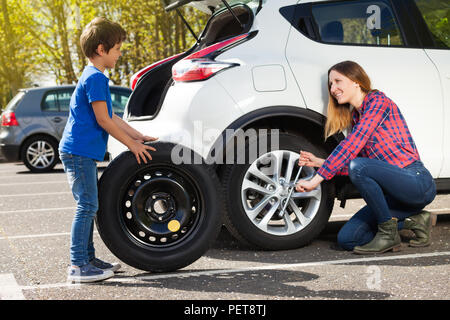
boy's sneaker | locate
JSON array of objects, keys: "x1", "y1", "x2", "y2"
[
  {"x1": 90, "y1": 257, "x2": 121, "y2": 272},
  {"x1": 67, "y1": 263, "x2": 114, "y2": 283}
]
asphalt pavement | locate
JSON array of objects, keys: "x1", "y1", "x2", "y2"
[{"x1": 0, "y1": 161, "x2": 449, "y2": 302}]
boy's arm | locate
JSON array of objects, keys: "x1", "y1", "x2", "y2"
[
  {"x1": 112, "y1": 113, "x2": 158, "y2": 142},
  {"x1": 92, "y1": 101, "x2": 156, "y2": 164}
]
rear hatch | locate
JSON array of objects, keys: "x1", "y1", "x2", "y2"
[
  {"x1": 126, "y1": 0, "x2": 264, "y2": 120},
  {"x1": 162, "y1": 0, "x2": 263, "y2": 14}
]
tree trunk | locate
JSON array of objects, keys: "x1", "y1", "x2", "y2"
[{"x1": 55, "y1": 0, "x2": 77, "y2": 83}]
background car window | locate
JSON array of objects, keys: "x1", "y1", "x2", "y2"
[
  {"x1": 42, "y1": 89, "x2": 74, "y2": 112},
  {"x1": 57, "y1": 90, "x2": 74, "y2": 112},
  {"x1": 414, "y1": 0, "x2": 449, "y2": 49},
  {"x1": 42, "y1": 92, "x2": 59, "y2": 112},
  {"x1": 311, "y1": 0, "x2": 404, "y2": 46},
  {"x1": 111, "y1": 90, "x2": 130, "y2": 114}
]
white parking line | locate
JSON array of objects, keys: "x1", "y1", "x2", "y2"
[
  {"x1": 0, "y1": 174, "x2": 64, "y2": 179},
  {"x1": 0, "y1": 274, "x2": 26, "y2": 300},
  {"x1": 0, "y1": 232, "x2": 71, "y2": 240},
  {"x1": 0, "y1": 191, "x2": 72, "y2": 198},
  {"x1": 133, "y1": 251, "x2": 450, "y2": 281},
  {"x1": 0, "y1": 207, "x2": 75, "y2": 215},
  {"x1": 0, "y1": 181, "x2": 68, "y2": 186},
  {"x1": 329, "y1": 209, "x2": 450, "y2": 221},
  {"x1": 0, "y1": 231, "x2": 98, "y2": 241},
  {"x1": 17, "y1": 251, "x2": 450, "y2": 293}
]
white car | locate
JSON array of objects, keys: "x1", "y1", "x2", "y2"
[{"x1": 98, "y1": 0, "x2": 450, "y2": 272}]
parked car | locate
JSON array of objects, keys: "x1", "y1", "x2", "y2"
[
  {"x1": 98, "y1": 0, "x2": 450, "y2": 272},
  {"x1": 0, "y1": 84, "x2": 132, "y2": 172}
]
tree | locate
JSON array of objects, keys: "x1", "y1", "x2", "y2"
[
  {"x1": 0, "y1": 0, "x2": 28, "y2": 106},
  {"x1": 0, "y1": 0, "x2": 208, "y2": 110}
]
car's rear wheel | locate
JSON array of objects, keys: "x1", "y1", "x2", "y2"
[
  {"x1": 21, "y1": 135, "x2": 59, "y2": 173},
  {"x1": 222, "y1": 133, "x2": 334, "y2": 250},
  {"x1": 96, "y1": 142, "x2": 223, "y2": 272}
]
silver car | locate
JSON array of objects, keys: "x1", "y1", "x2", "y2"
[{"x1": 0, "y1": 85, "x2": 131, "y2": 172}]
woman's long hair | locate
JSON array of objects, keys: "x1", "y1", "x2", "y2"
[{"x1": 324, "y1": 61, "x2": 376, "y2": 140}]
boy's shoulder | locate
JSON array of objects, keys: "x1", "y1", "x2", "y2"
[{"x1": 80, "y1": 65, "x2": 108, "y2": 84}]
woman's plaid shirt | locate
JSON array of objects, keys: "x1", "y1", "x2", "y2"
[{"x1": 317, "y1": 90, "x2": 420, "y2": 181}]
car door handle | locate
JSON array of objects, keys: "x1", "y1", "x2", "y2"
[{"x1": 52, "y1": 117, "x2": 63, "y2": 123}]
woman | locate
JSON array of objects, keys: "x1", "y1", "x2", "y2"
[{"x1": 295, "y1": 60, "x2": 436, "y2": 254}]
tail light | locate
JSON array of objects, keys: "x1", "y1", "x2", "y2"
[
  {"x1": 172, "y1": 32, "x2": 255, "y2": 82},
  {"x1": 1, "y1": 112, "x2": 19, "y2": 127},
  {"x1": 130, "y1": 53, "x2": 183, "y2": 90}
]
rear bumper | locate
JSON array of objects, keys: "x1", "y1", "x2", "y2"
[{"x1": 0, "y1": 144, "x2": 20, "y2": 162}]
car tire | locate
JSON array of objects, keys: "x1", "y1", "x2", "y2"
[
  {"x1": 21, "y1": 135, "x2": 59, "y2": 173},
  {"x1": 96, "y1": 142, "x2": 223, "y2": 272},
  {"x1": 222, "y1": 132, "x2": 334, "y2": 250}
]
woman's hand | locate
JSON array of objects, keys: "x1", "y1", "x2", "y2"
[
  {"x1": 295, "y1": 174, "x2": 324, "y2": 192},
  {"x1": 298, "y1": 150, "x2": 325, "y2": 168}
]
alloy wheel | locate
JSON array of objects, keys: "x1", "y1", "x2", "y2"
[
  {"x1": 26, "y1": 140, "x2": 56, "y2": 170},
  {"x1": 241, "y1": 150, "x2": 321, "y2": 236}
]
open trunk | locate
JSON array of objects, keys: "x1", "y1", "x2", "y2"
[{"x1": 126, "y1": 2, "x2": 257, "y2": 120}]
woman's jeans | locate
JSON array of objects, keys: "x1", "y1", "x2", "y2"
[
  {"x1": 60, "y1": 152, "x2": 98, "y2": 266},
  {"x1": 337, "y1": 158, "x2": 436, "y2": 251}
]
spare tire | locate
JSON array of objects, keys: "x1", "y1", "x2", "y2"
[{"x1": 96, "y1": 142, "x2": 223, "y2": 272}]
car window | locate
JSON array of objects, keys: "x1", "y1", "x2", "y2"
[
  {"x1": 57, "y1": 90, "x2": 74, "y2": 112},
  {"x1": 42, "y1": 92, "x2": 59, "y2": 112},
  {"x1": 110, "y1": 89, "x2": 131, "y2": 114},
  {"x1": 414, "y1": 0, "x2": 449, "y2": 49},
  {"x1": 310, "y1": 0, "x2": 404, "y2": 46}
]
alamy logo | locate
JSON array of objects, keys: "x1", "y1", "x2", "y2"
[
  {"x1": 169, "y1": 122, "x2": 280, "y2": 166},
  {"x1": 367, "y1": 5, "x2": 381, "y2": 30},
  {"x1": 366, "y1": 266, "x2": 382, "y2": 290}
]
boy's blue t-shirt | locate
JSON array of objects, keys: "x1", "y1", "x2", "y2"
[{"x1": 59, "y1": 66, "x2": 113, "y2": 161}]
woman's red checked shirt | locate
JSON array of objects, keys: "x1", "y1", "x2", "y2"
[{"x1": 316, "y1": 90, "x2": 421, "y2": 181}]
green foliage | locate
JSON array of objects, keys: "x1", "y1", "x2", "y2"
[
  {"x1": 0, "y1": 0, "x2": 208, "y2": 111},
  {"x1": 415, "y1": 0, "x2": 449, "y2": 48}
]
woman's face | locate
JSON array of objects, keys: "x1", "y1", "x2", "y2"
[{"x1": 328, "y1": 70, "x2": 360, "y2": 105}]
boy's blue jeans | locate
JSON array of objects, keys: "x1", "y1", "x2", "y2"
[
  {"x1": 60, "y1": 152, "x2": 98, "y2": 266},
  {"x1": 337, "y1": 158, "x2": 436, "y2": 251}
]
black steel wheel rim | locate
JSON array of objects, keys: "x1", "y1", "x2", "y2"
[{"x1": 118, "y1": 165, "x2": 202, "y2": 248}]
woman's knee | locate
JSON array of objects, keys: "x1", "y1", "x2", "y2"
[{"x1": 348, "y1": 158, "x2": 366, "y2": 182}]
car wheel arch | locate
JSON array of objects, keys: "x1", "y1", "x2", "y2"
[{"x1": 208, "y1": 105, "x2": 345, "y2": 168}]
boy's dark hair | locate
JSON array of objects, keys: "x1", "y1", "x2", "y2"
[{"x1": 80, "y1": 17, "x2": 126, "y2": 58}]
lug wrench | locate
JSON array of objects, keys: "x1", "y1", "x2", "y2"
[{"x1": 277, "y1": 166, "x2": 302, "y2": 218}]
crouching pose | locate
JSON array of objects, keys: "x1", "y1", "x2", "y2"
[{"x1": 295, "y1": 61, "x2": 436, "y2": 254}]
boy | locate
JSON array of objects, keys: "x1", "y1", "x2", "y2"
[{"x1": 59, "y1": 17, "x2": 157, "y2": 283}]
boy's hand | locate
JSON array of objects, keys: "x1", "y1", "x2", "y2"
[
  {"x1": 136, "y1": 135, "x2": 158, "y2": 143},
  {"x1": 129, "y1": 140, "x2": 156, "y2": 164}
]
